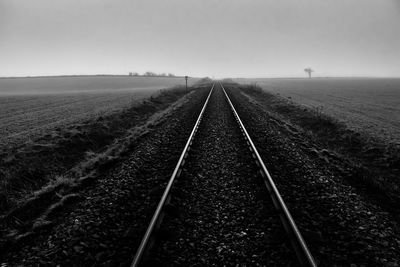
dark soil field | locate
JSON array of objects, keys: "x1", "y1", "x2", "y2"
[
  {"x1": 0, "y1": 77, "x2": 202, "y2": 221},
  {"x1": 0, "y1": 76, "x2": 198, "y2": 149},
  {"x1": 235, "y1": 78, "x2": 400, "y2": 144}
]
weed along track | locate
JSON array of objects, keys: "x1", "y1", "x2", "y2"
[{"x1": 132, "y1": 83, "x2": 316, "y2": 266}]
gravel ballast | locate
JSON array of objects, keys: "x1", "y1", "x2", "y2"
[{"x1": 147, "y1": 84, "x2": 296, "y2": 266}]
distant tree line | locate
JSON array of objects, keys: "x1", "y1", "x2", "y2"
[{"x1": 128, "y1": 72, "x2": 176, "y2": 77}]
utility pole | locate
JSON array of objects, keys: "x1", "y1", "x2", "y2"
[{"x1": 185, "y1": 76, "x2": 188, "y2": 93}]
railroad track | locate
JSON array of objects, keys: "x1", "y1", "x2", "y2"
[{"x1": 131, "y1": 82, "x2": 317, "y2": 266}]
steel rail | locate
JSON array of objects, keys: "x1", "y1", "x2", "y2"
[
  {"x1": 221, "y1": 83, "x2": 317, "y2": 267},
  {"x1": 131, "y1": 84, "x2": 215, "y2": 267}
]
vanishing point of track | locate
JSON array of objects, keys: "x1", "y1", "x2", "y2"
[{"x1": 131, "y1": 83, "x2": 317, "y2": 266}]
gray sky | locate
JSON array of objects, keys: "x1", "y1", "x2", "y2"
[{"x1": 1, "y1": 0, "x2": 399, "y2": 78}]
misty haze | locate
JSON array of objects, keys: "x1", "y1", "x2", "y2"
[{"x1": 1, "y1": 1, "x2": 399, "y2": 266}]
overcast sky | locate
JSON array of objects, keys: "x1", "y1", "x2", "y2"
[{"x1": 1, "y1": 0, "x2": 399, "y2": 78}]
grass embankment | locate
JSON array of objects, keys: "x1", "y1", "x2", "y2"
[
  {"x1": 237, "y1": 83, "x2": 400, "y2": 206},
  {"x1": 0, "y1": 86, "x2": 192, "y2": 216}
]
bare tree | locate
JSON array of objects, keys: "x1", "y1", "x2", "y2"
[{"x1": 304, "y1": 68, "x2": 314, "y2": 78}]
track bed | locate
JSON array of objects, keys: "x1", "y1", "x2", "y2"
[{"x1": 145, "y1": 84, "x2": 296, "y2": 266}]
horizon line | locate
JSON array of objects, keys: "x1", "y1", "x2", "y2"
[{"x1": 1, "y1": 74, "x2": 400, "y2": 80}]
